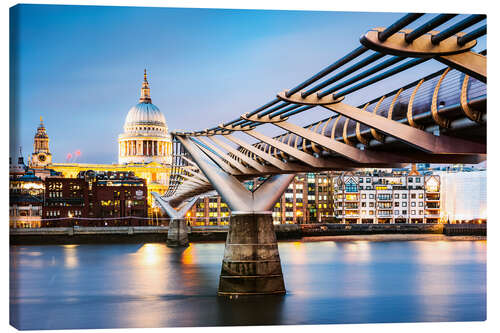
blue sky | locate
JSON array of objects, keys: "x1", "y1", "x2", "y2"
[{"x1": 10, "y1": 5, "x2": 486, "y2": 163}]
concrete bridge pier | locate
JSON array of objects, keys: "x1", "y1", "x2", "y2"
[
  {"x1": 166, "y1": 218, "x2": 189, "y2": 247},
  {"x1": 176, "y1": 136, "x2": 295, "y2": 296},
  {"x1": 218, "y1": 212, "x2": 285, "y2": 296},
  {"x1": 152, "y1": 193, "x2": 199, "y2": 248}
]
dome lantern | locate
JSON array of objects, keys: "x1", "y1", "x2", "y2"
[{"x1": 139, "y1": 69, "x2": 152, "y2": 103}]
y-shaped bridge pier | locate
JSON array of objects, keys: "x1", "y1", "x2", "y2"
[{"x1": 178, "y1": 136, "x2": 294, "y2": 295}]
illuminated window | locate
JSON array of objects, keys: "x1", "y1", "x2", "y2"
[
  {"x1": 345, "y1": 180, "x2": 357, "y2": 193},
  {"x1": 426, "y1": 177, "x2": 439, "y2": 192}
]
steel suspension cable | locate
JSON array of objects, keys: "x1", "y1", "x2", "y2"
[
  {"x1": 431, "y1": 14, "x2": 486, "y2": 44},
  {"x1": 405, "y1": 14, "x2": 457, "y2": 43},
  {"x1": 378, "y1": 13, "x2": 425, "y2": 41},
  {"x1": 317, "y1": 56, "x2": 406, "y2": 98},
  {"x1": 286, "y1": 45, "x2": 369, "y2": 97},
  {"x1": 301, "y1": 52, "x2": 385, "y2": 98},
  {"x1": 458, "y1": 25, "x2": 486, "y2": 46},
  {"x1": 335, "y1": 57, "x2": 428, "y2": 98},
  {"x1": 257, "y1": 101, "x2": 291, "y2": 118}
]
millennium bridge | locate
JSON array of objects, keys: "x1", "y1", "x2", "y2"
[{"x1": 153, "y1": 13, "x2": 487, "y2": 296}]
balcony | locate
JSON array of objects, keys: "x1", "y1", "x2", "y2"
[
  {"x1": 377, "y1": 213, "x2": 393, "y2": 217},
  {"x1": 344, "y1": 194, "x2": 359, "y2": 201}
]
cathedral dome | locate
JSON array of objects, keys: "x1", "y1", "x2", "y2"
[
  {"x1": 122, "y1": 69, "x2": 168, "y2": 134},
  {"x1": 125, "y1": 102, "x2": 166, "y2": 127}
]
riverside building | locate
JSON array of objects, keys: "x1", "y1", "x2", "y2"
[
  {"x1": 186, "y1": 168, "x2": 443, "y2": 225},
  {"x1": 9, "y1": 153, "x2": 61, "y2": 228},
  {"x1": 333, "y1": 167, "x2": 441, "y2": 224},
  {"x1": 9, "y1": 159, "x2": 44, "y2": 228},
  {"x1": 438, "y1": 169, "x2": 487, "y2": 223},
  {"x1": 272, "y1": 173, "x2": 337, "y2": 224}
]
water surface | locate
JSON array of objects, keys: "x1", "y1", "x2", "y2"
[{"x1": 10, "y1": 235, "x2": 486, "y2": 330}]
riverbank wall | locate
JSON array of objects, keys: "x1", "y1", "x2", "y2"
[{"x1": 9, "y1": 223, "x2": 486, "y2": 245}]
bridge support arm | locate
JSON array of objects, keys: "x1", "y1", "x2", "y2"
[
  {"x1": 437, "y1": 51, "x2": 486, "y2": 83},
  {"x1": 322, "y1": 102, "x2": 486, "y2": 154},
  {"x1": 252, "y1": 173, "x2": 296, "y2": 212},
  {"x1": 177, "y1": 136, "x2": 253, "y2": 212},
  {"x1": 152, "y1": 193, "x2": 201, "y2": 247}
]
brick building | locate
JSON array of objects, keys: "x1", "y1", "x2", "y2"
[
  {"x1": 42, "y1": 170, "x2": 148, "y2": 226},
  {"x1": 44, "y1": 177, "x2": 89, "y2": 220}
]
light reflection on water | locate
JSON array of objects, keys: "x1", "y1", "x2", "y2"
[
  {"x1": 63, "y1": 244, "x2": 79, "y2": 269},
  {"x1": 10, "y1": 236, "x2": 486, "y2": 330}
]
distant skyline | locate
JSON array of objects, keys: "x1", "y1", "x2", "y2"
[{"x1": 10, "y1": 5, "x2": 486, "y2": 164}]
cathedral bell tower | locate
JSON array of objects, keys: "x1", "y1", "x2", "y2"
[{"x1": 30, "y1": 116, "x2": 52, "y2": 168}]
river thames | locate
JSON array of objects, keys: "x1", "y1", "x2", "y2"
[{"x1": 10, "y1": 235, "x2": 486, "y2": 330}]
